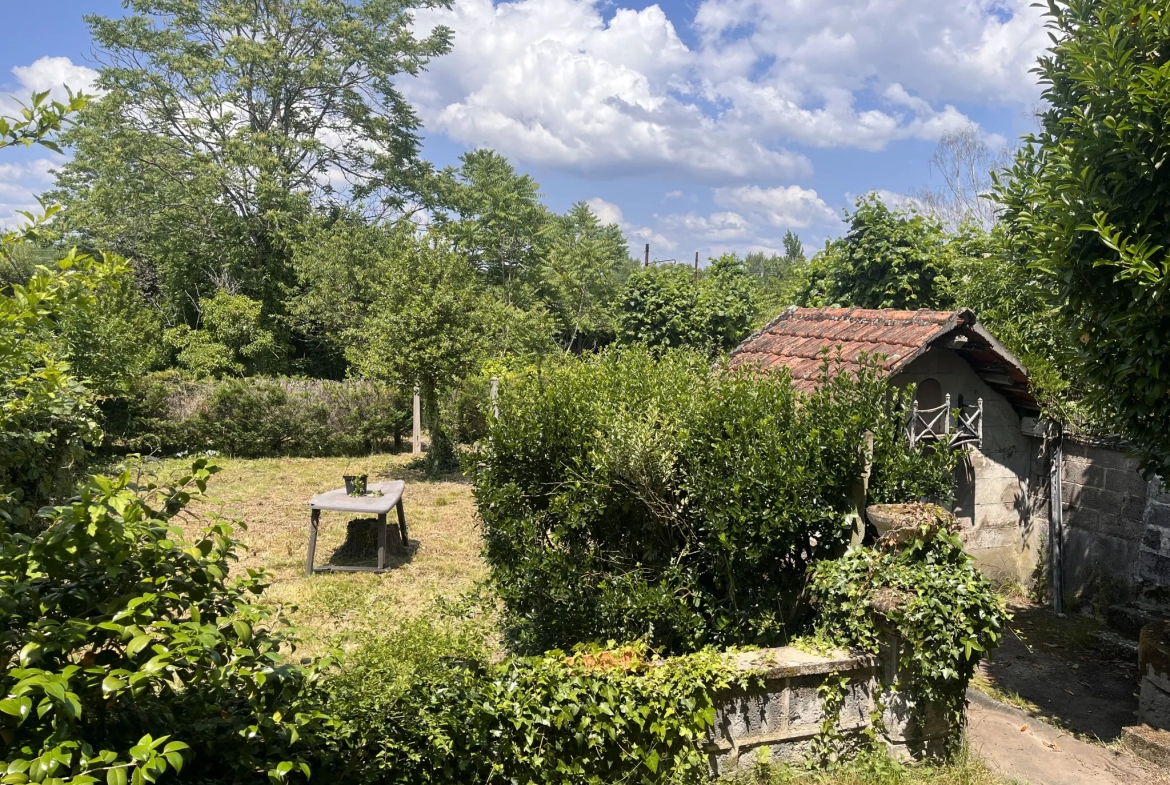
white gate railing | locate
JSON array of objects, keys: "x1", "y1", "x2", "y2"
[{"x1": 906, "y1": 394, "x2": 983, "y2": 450}]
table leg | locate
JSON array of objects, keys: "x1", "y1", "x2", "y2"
[
  {"x1": 306, "y1": 509, "x2": 321, "y2": 577},
  {"x1": 396, "y1": 499, "x2": 409, "y2": 551},
  {"x1": 377, "y1": 513, "x2": 387, "y2": 571}
]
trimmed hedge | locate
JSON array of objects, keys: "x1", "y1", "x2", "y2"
[
  {"x1": 472, "y1": 347, "x2": 957, "y2": 655},
  {"x1": 106, "y1": 373, "x2": 411, "y2": 458}
]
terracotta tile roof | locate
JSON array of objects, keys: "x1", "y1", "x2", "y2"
[{"x1": 729, "y1": 307, "x2": 1038, "y2": 412}]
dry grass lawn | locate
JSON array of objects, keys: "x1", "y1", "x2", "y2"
[{"x1": 141, "y1": 453, "x2": 488, "y2": 651}]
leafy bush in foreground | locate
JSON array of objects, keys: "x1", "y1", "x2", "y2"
[
  {"x1": 320, "y1": 629, "x2": 738, "y2": 785},
  {"x1": 0, "y1": 461, "x2": 327, "y2": 783},
  {"x1": 473, "y1": 347, "x2": 955, "y2": 655},
  {"x1": 0, "y1": 253, "x2": 107, "y2": 520}
]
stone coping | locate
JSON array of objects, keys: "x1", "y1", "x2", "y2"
[{"x1": 725, "y1": 646, "x2": 878, "y2": 680}]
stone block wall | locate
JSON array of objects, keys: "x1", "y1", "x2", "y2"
[
  {"x1": 706, "y1": 641, "x2": 950, "y2": 775},
  {"x1": 1059, "y1": 438, "x2": 1170, "y2": 601},
  {"x1": 1143, "y1": 483, "x2": 1170, "y2": 590}
]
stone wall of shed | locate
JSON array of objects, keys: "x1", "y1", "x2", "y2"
[
  {"x1": 1059, "y1": 439, "x2": 1170, "y2": 601},
  {"x1": 894, "y1": 349, "x2": 1046, "y2": 588}
]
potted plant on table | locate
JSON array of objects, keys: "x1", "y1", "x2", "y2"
[{"x1": 342, "y1": 464, "x2": 368, "y2": 496}]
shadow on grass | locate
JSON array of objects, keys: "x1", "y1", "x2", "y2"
[{"x1": 326, "y1": 517, "x2": 418, "y2": 571}]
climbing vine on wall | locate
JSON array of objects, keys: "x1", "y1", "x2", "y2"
[{"x1": 808, "y1": 528, "x2": 1008, "y2": 747}]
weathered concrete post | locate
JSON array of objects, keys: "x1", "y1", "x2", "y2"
[
  {"x1": 412, "y1": 384, "x2": 421, "y2": 454},
  {"x1": 1122, "y1": 621, "x2": 1170, "y2": 767}
]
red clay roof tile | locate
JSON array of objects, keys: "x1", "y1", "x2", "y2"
[{"x1": 729, "y1": 307, "x2": 967, "y2": 383}]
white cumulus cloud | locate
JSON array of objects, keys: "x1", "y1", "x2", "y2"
[
  {"x1": 406, "y1": 0, "x2": 1047, "y2": 181},
  {"x1": 585, "y1": 196, "x2": 672, "y2": 253},
  {"x1": 11, "y1": 56, "x2": 99, "y2": 98},
  {"x1": 0, "y1": 57, "x2": 97, "y2": 229},
  {"x1": 713, "y1": 185, "x2": 836, "y2": 229}
]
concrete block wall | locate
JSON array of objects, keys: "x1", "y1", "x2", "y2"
[
  {"x1": 706, "y1": 642, "x2": 950, "y2": 775},
  {"x1": 1060, "y1": 438, "x2": 1170, "y2": 601},
  {"x1": 1142, "y1": 481, "x2": 1170, "y2": 590}
]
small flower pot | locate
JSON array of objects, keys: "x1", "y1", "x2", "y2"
[{"x1": 343, "y1": 474, "x2": 369, "y2": 496}]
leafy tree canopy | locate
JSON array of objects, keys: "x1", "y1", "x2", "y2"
[
  {"x1": 619, "y1": 255, "x2": 757, "y2": 353},
  {"x1": 540, "y1": 201, "x2": 635, "y2": 352},
  {"x1": 797, "y1": 195, "x2": 955, "y2": 311},
  {"x1": 994, "y1": 0, "x2": 1170, "y2": 475},
  {"x1": 51, "y1": 0, "x2": 454, "y2": 325},
  {"x1": 437, "y1": 149, "x2": 550, "y2": 291}
]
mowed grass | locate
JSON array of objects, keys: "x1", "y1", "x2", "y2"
[{"x1": 143, "y1": 453, "x2": 488, "y2": 651}]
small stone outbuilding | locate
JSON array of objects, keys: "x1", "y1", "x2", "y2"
[{"x1": 730, "y1": 306, "x2": 1046, "y2": 586}]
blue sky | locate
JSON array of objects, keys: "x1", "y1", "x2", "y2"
[{"x1": 1, "y1": 0, "x2": 1049, "y2": 258}]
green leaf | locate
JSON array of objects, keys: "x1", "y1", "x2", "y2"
[
  {"x1": 126, "y1": 635, "x2": 153, "y2": 657},
  {"x1": 102, "y1": 676, "x2": 127, "y2": 695}
]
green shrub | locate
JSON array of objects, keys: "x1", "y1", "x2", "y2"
[
  {"x1": 320, "y1": 633, "x2": 740, "y2": 785},
  {"x1": 111, "y1": 374, "x2": 411, "y2": 458},
  {"x1": 0, "y1": 460, "x2": 328, "y2": 783},
  {"x1": 809, "y1": 530, "x2": 1008, "y2": 743},
  {"x1": 0, "y1": 253, "x2": 106, "y2": 520},
  {"x1": 473, "y1": 347, "x2": 956, "y2": 655}
]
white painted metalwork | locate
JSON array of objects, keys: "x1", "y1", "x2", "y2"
[{"x1": 907, "y1": 395, "x2": 982, "y2": 450}]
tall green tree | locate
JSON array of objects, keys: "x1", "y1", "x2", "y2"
[
  {"x1": 540, "y1": 201, "x2": 635, "y2": 352},
  {"x1": 994, "y1": 0, "x2": 1170, "y2": 474},
  {"x1": 744, "y1": 231, "x2": 806, "y2": 319},
  {"x1": 434, "y1": 150, "x2": 558, "y2": 358},
  {"x1": 344, "y1": 227, "x2": 485, "y2": 468},
  {"x1": 797, "y1": 195, "x2": 955, "y2": 311},
  {"x1": 619, "y1": 256, "x2": 757, "y2": 353},
  {"x1": 782, "y1": 230, "x2": 805, "y2": 265},
  {"x1": 52, "y1": 0, "x2": 453, "y2": 327},
  {"x1": 438, "y1": 150, "x2": 550, "y2": 291}
]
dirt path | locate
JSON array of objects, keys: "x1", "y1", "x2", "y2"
[{"x1": 966, "y1": 689, "x2": 1164, "y2": 784}]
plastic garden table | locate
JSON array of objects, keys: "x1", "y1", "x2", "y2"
[{"x1": 305, "y1": 480, "x2": 407, "y2": 575}]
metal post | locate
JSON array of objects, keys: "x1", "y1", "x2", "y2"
[
  {"x1": 694, "y1": 251, "x2": 699, "y2": 280},
  {"x1": 977, "y1": 398, "x2": 984, "y2": 446},
  {"x1": 1049, "y1": 423, "x2": 1066, "y2": 614},
  {"x1": 644, "y1": 243, "x2": 650, "y2": 267},
  {"x1": 306, "y1": 509, "x2": 320, "y2": 577},
  {"x1": 412, "y1": 384, "x2": 421, "y2": 454},
  {"x1": 490, "y1": 376, "x2": 499, "y2": 419}
]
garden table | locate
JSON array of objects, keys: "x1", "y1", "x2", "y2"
[{"x1": 305, "y1": 480, "x2": 408, "y2": 576}]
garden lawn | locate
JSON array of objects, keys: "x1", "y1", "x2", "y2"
[{"x1": 146, "y1": 454, "x2": 488, "y2": 651}]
